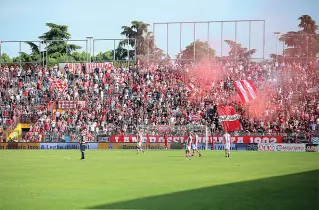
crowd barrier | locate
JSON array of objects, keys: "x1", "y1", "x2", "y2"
[{"x1": 0, "y1": 142, "x2": 317, "y2": 152}]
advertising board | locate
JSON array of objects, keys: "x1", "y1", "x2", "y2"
[
  {"x1": 246, "y1": 143, "x2": 258, "y2": 151},
  {"x1": 98, "y1": 143, "x2": 168, "y2": 150},
  {"x1": 275, "y1": 144, "x2": 306, "y2": 152},
  {"x1": 40, "y1": 143, "x2": 98, "y2": 150},
  {"x1": 0, "y1": 143, "x2": 40, "y2": 150},
  {"x1": 196, "y1": 143, "x2": 213, "y2": 150},
  {"x1": 214, "y1": 144, "x2": 239, "y2": 151},
  {"x1": 305, "y1": 144, "x2": 318, "y2": 152},
  {"x1": 258, "y1": 143, "x2": 306, "y2": 152}
]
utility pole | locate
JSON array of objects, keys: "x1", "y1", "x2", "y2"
[{"x1": 273, "y1": 32, "x2": 281, "y2": 62}]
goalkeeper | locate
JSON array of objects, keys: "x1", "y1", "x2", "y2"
[{"x1": 80, "y1": 130, "x2": 86, "y2": 160}]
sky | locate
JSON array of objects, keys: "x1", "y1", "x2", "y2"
[{"x1": 0, "y1": 0, "x2": 318, "y2": 60}]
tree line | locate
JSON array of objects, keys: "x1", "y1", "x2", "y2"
[
  {"x1": 270, "y1": 15, "x2": 319, "y2": 62},
  {"x1": 1, "y1": 15, "x2": 318, "y2": 67}
]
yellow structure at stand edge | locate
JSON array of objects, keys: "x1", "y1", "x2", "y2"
[{"x1": 7, "y1": 124, "x2": 31, "y2": 140}]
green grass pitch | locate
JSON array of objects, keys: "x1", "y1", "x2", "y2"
[{"x1": 0, "y1": 150, "x2": 318, "y2": 210}]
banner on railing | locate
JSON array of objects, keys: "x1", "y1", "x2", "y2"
[
  {"x1": 97, "y1": 135, "x2": 109, "y2": 142},
  {"x1": 59, "y1": 62, "x2": 113, "y2": 73},
  {"x1": 58, "y1": 101, "x2": 87, "y2": 109},
  {"x1": 258, "y1": 143, "x2": 306, "y2": 152},
  {"x1": 58, "y1": 100, "x2": 77, "y2": 109},
  {"x1": 109, "y1": 135, "x2": 283, "y2": 144}
]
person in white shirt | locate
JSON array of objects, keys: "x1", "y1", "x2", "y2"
[
  {"x1": 191, "y1": 132, "x2": 202, "y2": 157},
  {"x1": 136, "y1": 131, "x2": 144, "y2": 154},
  {"x1": 223, "y1": 131, "x2": 231, "y2": 158},
  {"x1": 185, "y1": 132, "x2": 192, "y2": 159},
  {"x1": 56, "y1": 111, "x2": 60, "y2": 121}
]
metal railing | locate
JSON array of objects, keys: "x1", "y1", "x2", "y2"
[
  {"x1": 2, "y1": 125, "x2": 315, "y2": 143},
  {"x1": 0, "y1": 38, "x2": 137, "y2": 69}
]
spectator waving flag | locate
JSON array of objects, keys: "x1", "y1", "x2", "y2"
[
  {"x1": 189, "y1": 113, "x2": 201, "y2": 121},
  {"x1": 217, "y1": 106, "x2": 241, "y2": 132},
  {"x1": 233, "y1": 80, "x2": 257, "y2": 103},
  {"x1": 48, "y1": 77, "x2": 67, "y2": 93},
  {"x1": 187, "y1": 83, "x2": 195, "y2": 92}
]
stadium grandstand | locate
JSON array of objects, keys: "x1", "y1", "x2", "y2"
[
  {"x1": 0, "y1": 16, "x2": 318, "y2": 145},
  {"x1": 0, "y1": 55, "x2": 318, "y2": 143}
]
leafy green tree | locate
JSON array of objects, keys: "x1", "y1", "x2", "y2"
[
  {"x1": 94, "y1": 51, "x2": 113, "y2": 62},
  {"x1": 71, "y1": 51, "x2": 93, "y2": 62},
  {"x1": 120, "y1": 21, "x2": 149, "y2": 57},
  {"x1": 24, "y1": 42, "x2": 41, "y2": 63},
  {"x1": 118, "y1": 20, "x2": 164, "y2": 62},
  {"x1": 298, "y1": 15, "x2": 318, "y2": 34},
  {"x1": 177, "y1": 40, "x2": 215, "y2": 64},
  {"x1": 23, "y1": 23, "x2": 82, "y2": 65},
  {"x1": 280, "y1": 15, "x2": 318, "y2": 58},
  {"x1": 1, "y1": 53, "x2": 13, "y2": 63},
  {"x1": 39, "y1": 23, "x2": 81, "y2": 55},
  {"x1": 13, "y1": 52, "x2": 32, "y2": 63},
  {"x1": 224, "y1": 40, "x2": 256, "y2": 61}
]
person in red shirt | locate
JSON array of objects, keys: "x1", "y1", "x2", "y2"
[{"x1": 164, "y1": 133, "x2": 168, "y2": 150}]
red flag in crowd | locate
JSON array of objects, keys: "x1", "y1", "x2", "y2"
[
  {"x1": 48, "y1": 77, "x2": 67, "y2": 93},
  {"x1": 217, "y1": 106, "x2": 241, "y2": 132},
  {"x1": 233, "y1": 80, "x2": 257, "y2": 103}
]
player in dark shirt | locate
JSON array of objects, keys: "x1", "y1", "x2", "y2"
[{"x1": 80, "y1": 131, "x2": 86, "y2": 160}]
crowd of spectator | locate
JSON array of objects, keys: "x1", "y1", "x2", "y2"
[{"x1": 0, "y1": 59, "x2": 318, "y2": 142}]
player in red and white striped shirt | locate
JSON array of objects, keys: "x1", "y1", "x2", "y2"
[
  {"x1": 185, "y1": 132, "x2": 192, "y2": 159},
  {"x1": 136, "y1": 131, "x2": 144, "y2": 154},
  {"x1": 191, "y1": 132, "x2": 202, "y2": 157}
]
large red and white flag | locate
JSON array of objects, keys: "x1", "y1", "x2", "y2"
[
  {"x1": 233, "y1": 80, "x2": 257, "y2": 103},
  {"x1": 187, "y1": 83, "x2": 195, "y2": 92},
  {"x1": 217, "y1": 106, "x2": 241, "y2": 132},
  {"x1": 48, "y1": 77, "x2": 67, "y2": 93}
]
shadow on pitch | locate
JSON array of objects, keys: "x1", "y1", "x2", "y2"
[{"x1": 88, "y1": 170, "x2": 318, "y2": 210}]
